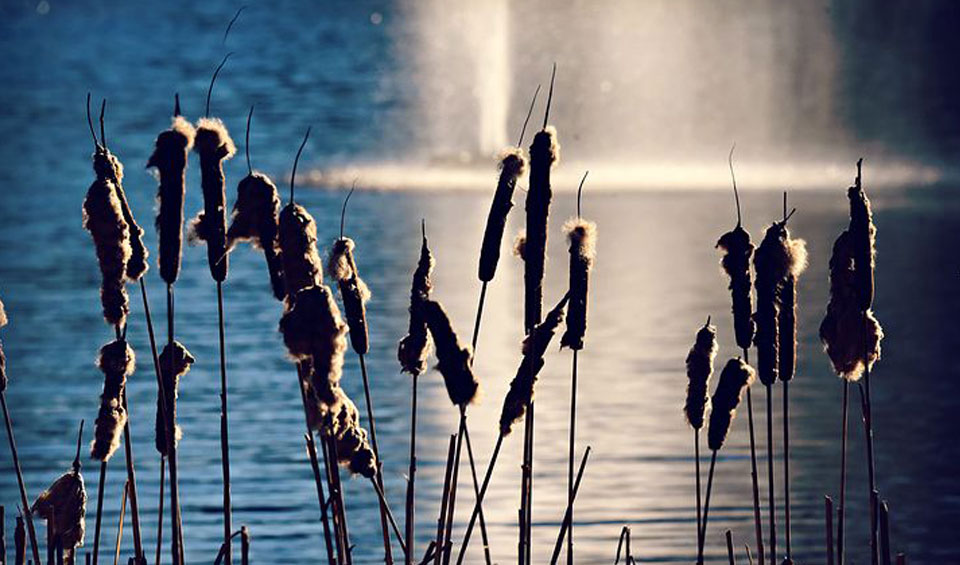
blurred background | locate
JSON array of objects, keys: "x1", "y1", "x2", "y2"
[{"x1": 0, "y1": 1, "x2": 958, "y2": 563}]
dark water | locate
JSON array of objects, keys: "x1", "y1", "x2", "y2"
[{"x1": 2, "y1": 2, "x2": 960, "y2": 564}]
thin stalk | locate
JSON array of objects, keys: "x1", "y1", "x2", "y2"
[
  {"x1": 358, "y1": 354, "x2": 393, "y2": 565},
  {"x1": 548, "y1": 446, "x2": 592, "y2": 565},
  {"x1": 369, "y1": 478, "x2": 407, "y2": 556},
  {"x1": 113, "y1": 482, "x2": 128, "y2": 565},
  {"x1": 434, "y1": 436, "x2": 456, "y2": 565},
  {"x1": 216, "y1": 281, "x2": 233, "y2": 565},
  {"x1": 896, "y1": 554, "x2": 906, "y2": 565},
  {"x1": 404, "y1": 374, "x2": 418, "y2": 565},
  {"x1": 697, "y1": 451, "x2": 718, "y2": 565},
  {"x1": 136, "y1": 278, "x2": 164, "y2": 565},
  {"x1": 119, "y1": 403, "x2": 142, "y2": 562},
  {"x1": 868, "y1": 486, "x2": 878, "y2": 565},
  {"x1": 305, "y1": 434, "x2": 336, "y2": 565},
  {"x1": 863, "y1": 379, "x2": 878, "y2": 565},
  {"x1": 318, "y1": 434, "x2": 345, "y2": 565},
  {"x1": 765, "y1": 384, "x2": 776, "y2": 565},
  {"x1": 441, "y1": 414, "x2": 466, "y2": 565},
  {"x1": 726, "y1": 530, "x2": 736, "y2": 565},
  {"x1": 324, "y1": 436, "x2": 352, "y2": 565},
  {"x1": 783, "y1": 380, "x2": 791, "y2": 560},
  {"x1": 566, "y1": 350, "x2": 578, "y2": 565},
  {"x1": 155, "y1": 458, "x2": 164, "y2": 565},
  {"x1": 879, "y1": 500, "x2": 891, "y2": 565},
  {"x1": 743, "y1": 347, "x2": 765, "y2": 565},
  {"x1": 455, "y1": 433, "x2": 504, "y2": 565},
  {"x1": 695, "y1": 429, "x2": 702, "y2": 560},
  {"x1": 826, "y1": 496, "x2": 834, "y2": 565},
  {"x1": 838, "y1": 380, "x2": 849, "y2": 565},
  {"x1": 240, "y1": 526, "x2": 249, "y2": 565},
  {"x1": 165, "y1": 284, "x2": 183, "y2": 565},
  {"x1": 0, "y1": 393, "x2": 42, "y2": 565},
  {"x1": 461, "y1": 424, "x2": 491, "y2": 565},
  {"x1": 470, "y1": 282, "x2": 488, "y2": 353},
  {"x1": 92, "y1": 462, "x2": 108, "y2": 565}
]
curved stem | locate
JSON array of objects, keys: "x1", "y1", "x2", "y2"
[{"x1": 0, "y1": 393, "x2": 42, "y2": 565}]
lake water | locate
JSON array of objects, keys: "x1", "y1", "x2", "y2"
[{"x1": 1, "y1": 2, "x2": 959, "y2": 564}]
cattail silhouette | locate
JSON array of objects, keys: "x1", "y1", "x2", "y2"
[
  {"x1": 33, "y1": 427, "x2": 87, "y2": 564},
  {"x1": 226, "y1": 107, "x2": 285, "y2": 300},
  {"x1": 189, "y1": 117, "x2": 235, "y2": 282},
  {"x1": 753, "y1": 222, "x2": 791, "y2": 386},
  {"x1": 479, "y1": 148, "x2": 527, "y2": 283},
  {"x1": 500, "y1": 294, "x2": 568, "y2": 435},
  {"x1": 148, "y1": 108, "x2": 195, "y2": 285},
  {"x1": 707, "y1": 358, "x2": 755, "y2": 451},
  {"x1": 328, "y1": 237, "x2": 370, "y2": 356},
  {"x1": 685, "y1": 320, "x2": 718, "y2": 430},
  {"x1": 716, "y1": 226, "x2": 755, "y2": 351},
  {"x1": 398, "y1": 224, "x2": 434, "y2": 376},
  {"x1": 154, "y1": 341, "x2": 194, "y2": 456},
  {"x1": 330, "y1": 391, "x2": 377, "y2": 478},
  {"x1": 559, "y1": 216, "x2": 596, "y2": 351},
  {"x1": 91, "y1": 341, "x2": 135, "y2": 462},
  {"x1": 278, "y1": 205, "x2": 323, "y2": 301},
  {"x1": 778, "y1": 230, "x2": 808, "y2": 383},
  {"x1": 849, "y1": 162, "x2": 876, "y2": 312},
  {"x1": 423, "y1": 299, "x2": 478, "y2": 406},
  {"x1": 83, "y1": 152, "x2": 131, "y2": 328},
  {"x1": 524, "y1": 132, "x2": 560, "y2": 332}
]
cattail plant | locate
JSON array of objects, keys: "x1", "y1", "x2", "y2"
[
  {"x1": 397, "y1": 222, "x2": 433, "y2": 565},
  {"x1": 698, "y1": 358, "x2": 756, "y2": 565},
  {"x1": 225, "y1": 106, "x2": 285, "y2": 301},
  {"x1": 684, "y1": 318, "x2": 717, "y2": 559},
  {"x1": 32, "y1": 422, "x2": 88, "y2": 565},
  {"x1": 777, "y1": 194, "x2": 808, "y2": 563},
  {"x1": 753, "y1": 217, "x2": 793, "y2": 565},
  {"x1": 154, "y1": 341, "x2": 195, "y2": 459},
  {"x1": 189, "y1": 54, "x2": 238, "y2": 564},
  {"x1": 715, "y1": 146, "x2": 763, "y2": 564},
  {"x1": 519, "y1": 65, "x2": 560, "y2": 564},
  {"x1": 456, "y1": 294, "x2": 567, "y2": 565},
  {"x1": 559, "y1": 171, "x2": 594, "y2": 565},
  {"x1": 146, "y1": 94, "x2": 194, "y2": 565},
  {"x1": 0, "y1": 295, "x2": 43, "y2": 565},
  {"x1": 819, "y1": 160, "x2": 883, "y2": 565}
]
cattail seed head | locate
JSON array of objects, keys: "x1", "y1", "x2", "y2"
[
  {"x1": 423, "y1": 299, "x2": 478, "y2": 406},
  {"x1": 155, "y1": 341, "x2": 194, "y2": 456},
  {"x1": 753, "y1": 222, "x2": 791, "y2": 386},
  {"x1": 478, "y1": 148, "x2": 527, "y2": 282},
  {"x1": 227, "y1": 172, "x2": 285, "y2": 300},
  {"x1": 684, "y1": 320, "x2": 717, "y2": 430},
  {"x1": 190, "y1": 118, "x2": 235, "y2": 282},
  {"x1": 96, "y1": 149, "x2": 149, "y2": 282},
  {"x1": 32, "y1": 465, "x2": 87, "y2": 553},
  {"x1": 500, "y1": 295, "x2": 567, "y2": 435},
  {"x1": 778, "y1": 232, "x2": 808, "y2": 382},
  {"x1": 848, "y1": 170, "x2": 876, "y2": 311},
  {"x1": 328, "y1": 238, "x2": 371, "y2": 355},
  {"x1": 91, "y1": 340, "x2": 134, "y2": 462},
  {"x1": 524, "y1": 127, "x2": 560, "y2": 332},
  {"x1": 707, "y1": 357, "x2": 756, "y2": 451},
  {"x1": 278, "y1": 204, "x2": 324, "y2": 303},
  {"x1": 398, "y1": 230, "x2": 434, "y2": 376},
  {"x1": 716, "y1": 225, "x2": 755, "y2": 351},
  {"x1": 560, "y1": 218, "x2": 596, "y2": 350},
  {"x1": 330, "y1": 391, "x2": 377, "y2": 478},
  {"x1": 82, "y1": 176, "x2": 131, "y2": 327},
  {"x1": 148, "y1": 116, "x2": 195, "y2": 285}
]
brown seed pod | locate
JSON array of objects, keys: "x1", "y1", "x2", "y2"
[
  {"x1": 397, "y1": 227, "x2": 434, "y2": 376},
  {"x1": 147, "y1": 114, "x2": 196, "y2": 285},
  {"x1": 278, "y1": 204, "x2": 324, "y2": 303},
  {"x1": 819, "y1": 232, "x2": 883, "y2": 381},
  {"x1": 524, "y1": 125, "x2": 560, "y2": 332},
  {"x1": 155, "y1": 341, "x2": 195, "y2": 456},
  {"x1": 32, "y1": 464, "x2": 87, "y2": 554},
  {"x1": 717, "y1": 225, "x2": 755, "y2": 351},
  {"x1": 227, "y1": 172, "x2": 285, "y2": 300},
  {"x1": 753, "y1": 222, "x2": 791, "y2": 386},
  {"x1": 684, "y1": 319, "x2": 718, "y2": 430},
  {"x1": 190, "y1": 117, "x2": 235, "y2": 282},
  {"x1": 422, "y1": 299, "x2": 478, "y2": 406},
  {"x1": 91, "y1": 340, "x2": 135, "y2": 462},
  {"x1": 707, "y1": 357, "x2": 756, "y2": 451},
  {"x1": 479, "y1": 148, "x2": 527, "y2": 282},
  {"x1": 330, "y1": 391, "x2": 377, "y2": 478},
  {"x1": 500, "y1": 294, "x2": 568, "y2": 435},
  {"x1": 560, "y1": 216, "x2": 596, "y2": 351},
  {"x1": 82, "y1": 173, "x2": 131, "y2": 328},
  {"x1": 328, "y1": 238, "x2": 371, "y2": 356},
  {"x1": 95, "y1": 145, "x2": 149, "y2": 283},
  {"x1": 778, "y1": 232, "x2": 808, "y2": 382},
  {"x1": 848, "y1": 161, "x2": 876, "y2": 311}
]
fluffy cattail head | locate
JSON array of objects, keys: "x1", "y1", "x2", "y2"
[
  {"x1": 82, "y1": 177, "x2": 131, "y2": 327},
  {"x1": 716, "y1": 225, "x2": 755, "y2": 351},
  {"x1": 423, "y1": 299, "x2": 478, "y2": 406},
  {"x1": 707, "y1": 358, "x2": 756, "y2": 451},
  {"x1": 91, "y1": 340, "x2": 134, "y2": 462},
  {"x1": 96, "y1": 147, "x2": 149, "y2": 283},
  {"x1": 848, "y1": 172, "x2": 877, "y2": 311},
  {"x1": 193, "y1": 117, "x2": 236, "y2": 160},
  {"x1": 500, "y1": 295, "x2": 567, "y2": 435},
  {"x1": 778, "y1": 232, "x2": 808, "y2": 382},
  {"x1": 155, "y1": 341, "x2": 194, "y2": 455},
  {"x1": 328, "y1": 238, "x2": 371, "y2": 355},
  {"x1": 478, "y1": 148, "x2": 527, "y2": 282},
  {"x1": 330, "y1": 392, "x2": 377, "y2": 478},
  {"x1": 398, "y1": 229, "x2": 434, "y2": 376},
  {"x1": 753, "y1": 222, "x2": 791, "y2": 386},
  {"x1": 684, "y1": 319, "x2": 717, "y2": 430},
  {"x1": 530, "y1": 126, "x2": 560, "y2": 168},
  {"x1": 227, "y1": 172, "x2": 285, "y2": 300},
  {"x1": 278, "y1": 204, "x2": 324, "y2": 302},
  {"x1": 148, "y1": 116, "x2": 196, "y2": 285},
  {"x1": 32, "y1": 466, "x2": 87, "y2": 551},
  {"x1": 523, "y1": 127, "x2": 560, "y2": 332},
  {"x1": 191, "y1": 118, "x2": 235, "y2": 282},
  {"x1": 560, "y1": 218, "x2": 597, "y2": 350}
]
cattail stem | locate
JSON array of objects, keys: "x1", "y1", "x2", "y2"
[
  {"x1": 441, "y1": 414, "x2": 466, "y2": 565},
  {"x1": 879, "y1": 500, "x2": 891, "y2": 565},
  {"x1": 0, "y1": 393, "x2": 42, "y2": 565},
  {"x1": 369, "y1": 478, "x2": 407, "y2": 556},
  {"x1": 519, "y1": 401, "x2": 534, "y2": 565},
  {"x1": 135, "y1": 279, "x2": 164, "y2": 565},
  {"x1": 216, "y1": 281, "x2": 233, "y2": 565},
  {"x1": 695, "y1": 428, "x2": 702, "y2": 559},
  {"x1": 113, "y1": 482, "x2": 128, "y2": 565},
  {"x1": 240, "y1": 526, "x2": 249, "y2": 565},
  {"x1": 155, "y1": 458, "x2": 164, "y2": 565},
  {"x1": 765, "y1": 384, "x2": 776, "y2": 565},
  {"x1": 862, "y1": 373, "x2": 878, "y2": 565},
  {"x1": 404, "y1": 374, "x2": 417, "y2": 565},
  {"x1": 838, "y1": 380, "x2": 848, "y2": 565},
  {"x1": 869, "y1": 487, "x2": 879, "y2": 565},
  {"x1": 324, "y1": 436, "x2": 352, "y2": 565},
  {"x1": 455, "y1": 433, "x2": 504, "y2": 565},
  {"x1": 319, "y1": 433, "x2": 345, "y2": 565},
  {"x1": 357, "y1": 354, "x2": 393, "y2": 564},
  {"x1": 726, "y1": 530, "x2": 736, "y2": 565},
  {"x1": 16, "y1": 513, "x2": 25, "y2": 565},
  {"x1": 434, "y1": 435, "x2": 456, "y2": 565},
  {"x1": 92, "y1": 462, "x2": 108, "y2": 565},
  {"x1": 460, "y1": 424, "x2": 491, "y2": 565},
  {"x1": 305, "y1": 434, "x2": 336, "y2": 565},
  {"x1": 548, "y1": 446, "x2": 591, "y2": 565},
  {"x1": 743, "y1": 348, "x2": 765, "y2": 565},
  {"x1": 826, "y1": 496, "x2": 835, "y2": 565},
  {"x1": 566, "y1": 350, "x2": 578, "y2": 565},
  {"x1": 697, "y1": 451, "x2": 718, "y2": 564},
  {"x1": 783, "y1": 380, "x2": 791, "y2": 560},
  {"x1": 119, "y1": 397, "x2": 142, "y2": 561},
  {"x1": 470, "y1": 282, "x2": 488, "y2": 353},
  {"x1": 164, "y1": 284, "x2": 183, "y2": 565}
]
